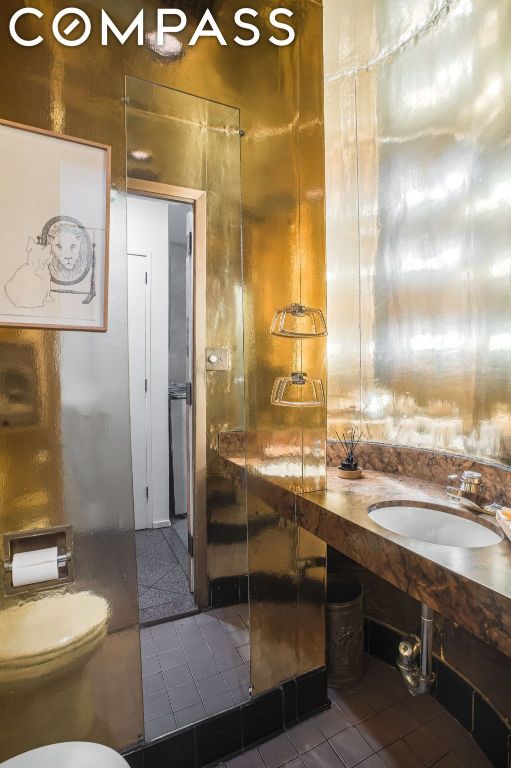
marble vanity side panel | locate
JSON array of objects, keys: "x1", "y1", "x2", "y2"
[{"x1": 327, "y1": 441, "x2": 511, "y2": 507}]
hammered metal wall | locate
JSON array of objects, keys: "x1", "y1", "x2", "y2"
[
  {"x1": 245, "y1": 0, "x2": 327, "y2": 695},
  {"x1": 126, "y1": 81, "x2": 246, "y2": 585},
  {"x1": 0, "y1": 1, "x2": 142, "y2": 758},
  {"x1": 325, "y1": 0, "x2": 511, "y2": 467},
  {"x1": 0, "y1": 0, "x2": 327, "y2": 752}
]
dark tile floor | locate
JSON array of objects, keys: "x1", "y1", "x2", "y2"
[
  {"x1": 141, "y1": 604, "x2": 251, "y2": 741},
  {"x1": 214, "y1": 655, "x2": 491, "y2": 768},
  {"x1": 136, "y1": 527, "x2": 198, "y2": 624}
]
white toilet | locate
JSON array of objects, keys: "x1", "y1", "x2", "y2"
[{"x1": 0, "y1": 742, "x2": 129, "y2": 767}]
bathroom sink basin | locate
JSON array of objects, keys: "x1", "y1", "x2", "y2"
[{"x1": 368, "y1": 504, "x2": 501, "y2": 548}]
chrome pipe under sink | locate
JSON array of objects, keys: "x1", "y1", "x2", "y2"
[{"x1": 396, "y1": 603, "x2": 436, "y2": 696}]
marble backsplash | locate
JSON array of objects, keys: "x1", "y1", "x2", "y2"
[
  {"x1": 328, "y1": 440, "x2": 511, "y2": 508},
  {"x1": 217, "y1": 430, "x2": 245, "y2": 458},
  {"x1": 217, "y1": 431, "x2": 511, "y2": 508}
]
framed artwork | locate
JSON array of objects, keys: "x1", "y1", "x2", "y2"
[{"x1": 0, "y1": 118, "x2": 110, "y2": 331}]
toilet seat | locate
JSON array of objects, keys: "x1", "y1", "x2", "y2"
[
  {"x1": 0, "y1": 742, "x2": 129, "y2": 767},
  {"x1": 0, "y1": 592, "x2": 109, "y2": 683}
]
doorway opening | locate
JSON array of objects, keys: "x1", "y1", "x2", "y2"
[
  {"x1": 127, "y1": 181, "x2": 206, "y2": 624},
  {"x1": 126, "y1": 79, "x2": 249, "y2": 742}
]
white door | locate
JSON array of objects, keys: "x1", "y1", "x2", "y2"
[
  {"x1": 128, "y1": 253, "x2": 151, "y2": 530},
  {"x1": 127, "y1": 195, "x2": 170, "y2": 530}
]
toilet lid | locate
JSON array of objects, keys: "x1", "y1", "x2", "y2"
[
  {"x1": 0, "y1": 592, "x2": 109, "y2": 671},
  {"x1": 0, "y1": 742, "x2": 129, "y2": 767}
]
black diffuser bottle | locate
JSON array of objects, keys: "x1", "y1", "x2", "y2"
[{"x1": 336, "y1": 428, "x2": 363, "y2": 479}]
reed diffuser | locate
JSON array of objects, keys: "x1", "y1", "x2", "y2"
[{"x1": 335, "y1": 428, "x2": 364, "y2": 479}]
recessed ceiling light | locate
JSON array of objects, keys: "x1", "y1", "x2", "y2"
[
  {"x1": 129, "y1": 150, "x2": 152, "y2": 161},
  {"x1": 145, "y1": 31, "x2": 183, "y2": 58}
]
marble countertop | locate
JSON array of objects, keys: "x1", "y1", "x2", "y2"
[{"x1": 223, "y1": 456, "x2": 511, "y2": 658}]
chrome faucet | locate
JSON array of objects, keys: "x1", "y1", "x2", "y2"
[
  {"x1": 446, "y1": 471, "x2": 485, "y2": 510},
  {"x1": 446, "y1": 471, "x2": 504, "y2": 515}
]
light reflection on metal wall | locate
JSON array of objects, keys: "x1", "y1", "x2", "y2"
[{"x1": 325, "y1": 0, "x2": 511, "y2": 467}]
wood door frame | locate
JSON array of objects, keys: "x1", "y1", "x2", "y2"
[{"x1": 128, "y1": 178, "x2": 208, "y2": 609}]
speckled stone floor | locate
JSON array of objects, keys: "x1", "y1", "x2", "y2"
[{"x1": 136, "y1": 527, "x2": 198, "y2": 625}]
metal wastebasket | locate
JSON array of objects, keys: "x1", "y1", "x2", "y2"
[{"x1": 326, "y1": 577, "x2": 364, "y2": 687}]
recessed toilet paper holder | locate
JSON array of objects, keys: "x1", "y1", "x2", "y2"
[{"x1": 3, "y1": 525, "x2": 73, "y2": 595}]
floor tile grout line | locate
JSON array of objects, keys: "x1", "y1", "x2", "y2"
[
  {"x1": 196, "y1": 612, "x2": 245, "y2": 703},
  {"x1": 144, "y1": 605, "x2": 251, "y2": 735},
  {"x1": 193, "y1": 609, "x2": 250, "y2": 702},
  {"x1": 175, "y1": 616, "x2": 237, "y2": 718}
]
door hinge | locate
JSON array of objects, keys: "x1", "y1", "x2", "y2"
[
  {"x1": 186, "y1": 381, "x2": 193, "y2": 406},
  {"x1": 145, "y1": 271, "x2": 148, "y2": 284},
  {"x1": 187, "y1": 232, "x2": 193, "y2": 257},
  {"x1": 145, "y1": 378, "x2": 148, "y2": 393},
  {"x1": 145, "y1": 486, "x2": 149, "y2": 501},
  {"x1": 187, "y1": 532, "x2": 194, "y2": 557}
]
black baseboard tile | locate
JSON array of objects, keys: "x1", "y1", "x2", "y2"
[
  {"x1": 123, "y1": 665, "x2": 328, "y2": 768},
  {"x1": 366, "y1": 619, "x2": 401, "y2": 666},
  {"x1": 435, "y1": 660, "x2": 473, "y2": 731},
  {"x1": 208, "y1": 576, "x2": 248, "y2": 608},
  {"x1": 282, "y1": 679, "x2": 298, "y2": 727},
  {"x1": 144, "y1": 726, "x2": 195, "y2": 768},
  {"x1": 196, "y1": 707, "x2": 243, "y2": 767},
  {"x1": 473, "y1": 692, "x2": 510, "y2": 768},
  {"x1": 243, "y1": 689, "x2": 284, "y2": 747},
  {"x1": 297, "y1": 667, "x2": 328, "y2": 720},
  {"x1": 124, "y1": 747, "x2": 145, "y2": 768},
  {"x1": 239, "y1": 575, "x2": 248, "y2": 603}
]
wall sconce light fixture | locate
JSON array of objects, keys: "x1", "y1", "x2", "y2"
[
  {"x1": 271, "y1": 371, "x2": 325, "y2": 408},
  {"x1": 270, "y1": 303, "x2": 327, "y2": 338}
]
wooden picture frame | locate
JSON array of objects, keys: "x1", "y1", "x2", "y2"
[{"x1": 0, "y1": 118, "x2": 110, "y2": 331}]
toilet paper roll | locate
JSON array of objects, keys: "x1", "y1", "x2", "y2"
[{"x1": 11, "y1": 546, "x2": 59, "y2": 588}]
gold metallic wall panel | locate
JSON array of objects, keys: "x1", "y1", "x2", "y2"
[
  {"x1": 297, "y1": 526, "x2": 326, "y2": 677},
  {"x1": 0, "y1": 331, "x2": 62, "y2": 536},
  {"x1": 325, "y1": 0, "x2": 511, "y2": 466},
  {"x1": 246, "y1": 0, "x2": 327, "y2": 695},
  {"x1": 295, "y1": 0, "x2": 327, "y2": 690},
  {"x1": 0, "y1": 0, "x2": 327, "y2": 748},
  {"x1": 298, "y1": 0, "x2": 327, "y2": 492},
  {"x1": 0, "y1": 0, "x2": 143, "y2": 755},
  {"x1": 247, "y1": 486, "x2": 301, "y2": 693}
]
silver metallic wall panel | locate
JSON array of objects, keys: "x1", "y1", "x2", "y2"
[{"x1": 326, "y1": 0, "x2": 511, "y2": 466}]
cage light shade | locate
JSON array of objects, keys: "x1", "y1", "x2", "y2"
[
  {"x1": 271, "y1": 372, "x2": 325, "y2": 407},
  {"x1": 270, "y1": 303, "x2": 327, "y2": 338}
]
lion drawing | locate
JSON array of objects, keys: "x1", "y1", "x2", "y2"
[{"x1": 44, "y1": 217, "x2": 92, "y2": 285}]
